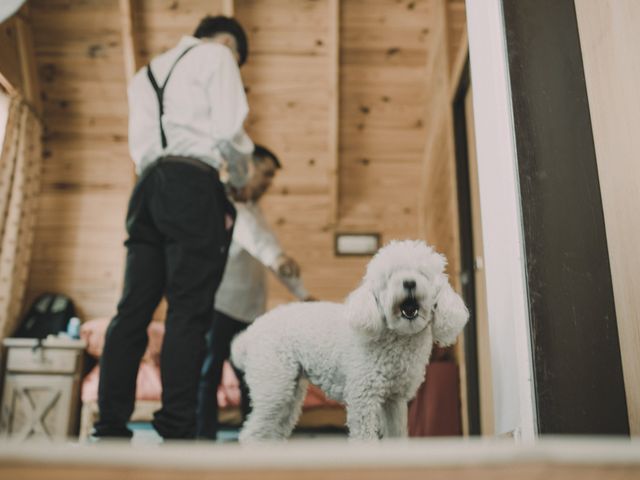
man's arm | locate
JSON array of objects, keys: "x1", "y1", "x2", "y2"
[
  {"x1": 274, "y1": 259, "x2": 311, "y2": 301},
  {"x1": 207, "y1": 45, "x2": 253, "y2": 187},
  {"x1": 234, "y1": 204, "x2": 311, "y2": 300}
]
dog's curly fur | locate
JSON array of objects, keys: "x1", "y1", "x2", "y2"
[{"x1": 231, "y1": 240, "x2": 469, "y2": 442}]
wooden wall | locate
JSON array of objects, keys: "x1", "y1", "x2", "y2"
[
  {"x1": 0, "y1": 7, "x2": 41, "y2": 107},
  {"x1": 419, "y1": 0, "x2": 466, "y2": 286},
  {"x1": 338, "y1": 0, "x2": 431, "y2": 240},
  {"x1": 235, "y1": 0, "x2": 348, "y2": 303},
  {"x1": 136, "y1": 0, "x2": 230, "y2": 64},
  {"x1": 25, "y1": 0, "x2": 132, "y2": 319},
  {"x1": 22, "y1": 0, "x2": 467, "y2": 322}
]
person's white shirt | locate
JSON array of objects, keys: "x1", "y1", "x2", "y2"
[
  {"x1": 215, "y1": 202, "x2": 309, "y2": 323},
  {"x1": 128, "y1": 36, "x2": 253, "y2": 186}
]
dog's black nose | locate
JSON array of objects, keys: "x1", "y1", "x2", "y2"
[{"x1": 403, "y1": 280, "x2": 416, "y2": 290}]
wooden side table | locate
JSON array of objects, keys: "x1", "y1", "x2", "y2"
[{"x1": 0, "y1": 337, "x2": 85, "y2": 441}]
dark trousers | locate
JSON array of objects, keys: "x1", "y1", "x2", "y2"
[
  {"x1": 94, "y1": 158, "x2": 235, "y2": 439},
  {"x1": 196, "y1": 310, "x2": 250, "y2": 439}
]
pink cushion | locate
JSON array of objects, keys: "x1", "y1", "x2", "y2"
[
  {"x1": 80, "y1": 318, "x2": 341, "y2": 409},
  {"x1": 82, "y1": 362, "x2": 162, "y2": 402},
  {"x1": 82, "y1": 360, "x2": 341, "y2": 408},
  {"x1": 80, "y1": 318, "x2": 164, "y2": 365}
]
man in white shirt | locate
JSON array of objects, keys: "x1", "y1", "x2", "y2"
[
  {"x1": 195, "y1": 145, "x2": 312, "y2": 440},
  {"x1": 94, "y1": 16, "x2": 253, "y2": 440}
]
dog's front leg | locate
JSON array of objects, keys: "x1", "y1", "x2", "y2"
[
  {"x1": 382, "y1": 398, "x2": 408, "y2": 438},
  {"x1": 346, "y1": 401, "x2": 384, "y2": 440}
]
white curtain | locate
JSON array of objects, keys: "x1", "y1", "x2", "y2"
[{"x1": 0, "y1": 92, "x2": 43, "y2": 342}]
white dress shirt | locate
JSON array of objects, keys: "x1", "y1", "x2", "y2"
[
  {"x1": 215, "y1": 202, "x2": 310, "y2": 323},
  {"x1": 128, "y1": 36, "x2": 253, "y2": 186}
]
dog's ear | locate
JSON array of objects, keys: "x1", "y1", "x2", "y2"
[
  {"x1": 432, "y1": 281, "x2": 469, "y2": 346},
  {"x1": 345, "y1": 284, "x2": 385, "y2": 335}
]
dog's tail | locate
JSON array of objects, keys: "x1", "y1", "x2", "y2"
[{"x1": 230, "y1": 330, "x2": 249, "y2": 371}]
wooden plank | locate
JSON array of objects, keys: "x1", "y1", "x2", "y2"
[
  {"x1": 342, "y1": 0, "x2": 434, "y2": 27},
  {"x1": 135, "y1": 0, "x2": 237, "y2": 62},
  {"x1": 33, "y1": 58, "x2": 128, "y2": 84},
  {"x1": 3, "y1": 439, "x2": 640, "y2": 480},
  {"x1": 236, "y1": 0, "x2": 335, "y2": 280},
  {"x1": 0, "y1": 17, "x2": 23, "y2": 93},
  {"x1": 14, "y1": 6, "x2": 43, "y2": 115},
  {"x1": 118, "y1": 0, "x2": 141, "y2": 82},
  {"x1": 464, "y1": 87, "x2": 494, "y2": 436},
  {"x1": 0, "y1": 74, "x2": 18, "y2": 96},
  {"x1": 235, "y1": 0, "x2": 329, "y2": 31},
  {"x1": 449, "y1": 28, "x2": 468, "y2": 100},
  {"x1": 32, "y1": 226, "x2": 127, "y2": 249},
  {"x1": 340, "y1": 65, "x2": 432, "y2": 85},
  {"x1": 341, "y1": 48, "x2": 428, "y2": 67},
  {"x1": 574, "y1": 0, "x2": 640, "y2": 435},
  {"x1": 26, "y1": 259, "x2": 125, "y2": 284},
  {"x1": 341, "y1": 26, "x2": 431, "y2": 50},
  {"x1": 222, "y1": 0, "x2": 234, "y2": 16},
  {"x1": 340, "y1": 128, "x2": 427, "y2": 152},
  {"x1": 327, "y1": 0, "x2": 339, "y2": 225},
  {"x1": 414, "y1": 0, "x2": 467, "y2": 433},
  {"x1": 339, "y1": 0, "x2": 432, "y2": 237},
  {"x1": 14, "y1": 461, "x2": 640, "y2": 480},
  {"x1": 446, "y1": 0, "x2": 467, "y2": 76}
]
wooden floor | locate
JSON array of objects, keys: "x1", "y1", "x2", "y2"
[{"x1": 0, "y1": 438, "x2": 639, "y2": 480}]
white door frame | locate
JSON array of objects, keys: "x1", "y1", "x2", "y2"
[{"x1": 465, "y1": 0, "x2": 537, "y2": 440}]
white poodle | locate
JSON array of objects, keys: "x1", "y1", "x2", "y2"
[{"x1": 231, "y1": 240, "x2": 468, "y2": 442}]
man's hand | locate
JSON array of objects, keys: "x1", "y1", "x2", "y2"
[{"x1": 276, "y1": 255, "x2": 300, "y2": 278}]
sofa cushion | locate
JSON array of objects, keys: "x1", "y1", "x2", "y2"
[{"x1": 80, "y1": 318, "x2": 342, "y2": 409}]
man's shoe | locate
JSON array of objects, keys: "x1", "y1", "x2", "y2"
[{"x1": 89, "y1": 425, "x2": 133, "y2": 442}]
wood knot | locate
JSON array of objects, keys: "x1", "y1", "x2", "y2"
[{"x1": 87, "y1": 44, "x2": 105, "y2": 58}]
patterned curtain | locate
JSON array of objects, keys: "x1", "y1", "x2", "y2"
[{"x1": 0, "y1": 92, "x2": 43, "y2": 343}]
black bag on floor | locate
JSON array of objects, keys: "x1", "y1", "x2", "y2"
[{"x1": 13, "y1": 293, "x2": 78, "y2": 339}]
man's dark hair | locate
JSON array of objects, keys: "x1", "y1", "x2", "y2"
[
  {"x1": 193, "y1": 16, "x2": 249, "y2": 66},
  {"x1": 253, "y1": 144, "x2": 281, "y2": 169}
]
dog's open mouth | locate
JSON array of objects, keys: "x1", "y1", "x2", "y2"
[{"x1": 400, "y1": 298, "x2": 420, "y2": 320}]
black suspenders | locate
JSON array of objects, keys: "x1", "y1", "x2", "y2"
[{"x1": 146, "y1": 45, "x2": 197, "y2": 149}]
